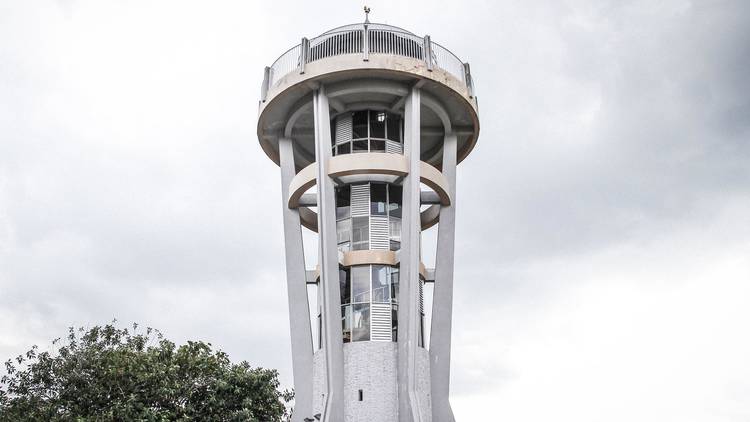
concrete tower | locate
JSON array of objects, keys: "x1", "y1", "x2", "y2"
[{"x1": 257, "y1": 12, "x2": 479, "y2": 422}]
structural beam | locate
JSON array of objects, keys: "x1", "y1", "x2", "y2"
[
  {"x1": 398, "y1": 86, "x2": 424, "y2": 422},
  {"x1": 313, "y1": 86, "x2": 345, "y2": 422},
  {"x1": 430, "y1": 132, "x2": 458, "y2": 422},
  {"x1": 278, "y1": 137, "x2": 314, "y2": 422}
]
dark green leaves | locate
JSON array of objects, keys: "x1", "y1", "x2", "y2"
[{"x1": 0, "y1": 323, "x2": 291, "y2": 421}]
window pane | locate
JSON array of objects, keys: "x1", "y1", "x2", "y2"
[
  {"x1": 370, "y1": 111, "x2": 386, "y2": 138},
  {"x1": 353, "y1": 140, "x2": 368, "y2": 152},
  {"x1": 386, "y1": 113, "x2": 401, "y2": 142},
  {"x1": 339, "y1": 267, "x2": 351, "y2": 305},
  {"x1": 351, "y1": 217, "x2": 369, "y2": 250},
  {"x1": 352, "y1": 111, "x2": 368, "y2": 139},
  {"x1": 338, "y1": 142, "x2": 350, "y2": 155},
  {"x1": 351, "y1": 266, "x2": 370, "y2": 303},
  {"x1": 371, "y1": 265, "x2": 390, "y2": 303},
  {"x1": 370, "y1": 183, "x2": 387, "y2": 216},
  {"x1": 342, "y1": 305, "x2": 352, "y2": 343},
  {"x1": 389, "y1": 218, "x2": 401, "y2": 242},
  {"x1": 390, "y1": 267, "x2": 399, "y2": 303},
  {"x1": 391, "y1": 307, "x2": 398, "y2": 340},
  {"x1": 336, "y1": 186, "x2": 350, "y2": 220},
  {"x1": 331, "y1": 121, "x2": 336, "y2": 145},
  {"x1": 337, "y1": 220, "x2": 351, "y2": 244},
  {"x1": 352, "y1": 304, "x2": 370, "y2": 342},
  {"x1": 370, "y1": 139, "x2": 385, "y2": 152},
  {"x1": 419, "y1": 313, "x2": 424, "y2": 347},
  {"x1": 388, "y1": 185, "x2": 402, "y2": 218}
]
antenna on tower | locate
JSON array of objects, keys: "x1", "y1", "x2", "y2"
[{"x1": 364, "y1": 6, "x2": 371, "y2": 24}]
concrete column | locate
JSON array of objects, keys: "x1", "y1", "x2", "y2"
[
  {"x1": 430, "y1": 133, "x2": 457, "y2": 422},
  {"x1": 313, "y1": 86, "x2": 345, "y2": 422},
  {"x1": 398, "y1": 86, "x2": 423, "y2": 422},
  {"x1": 279, "y1": 137, "x2": 314, "y2": 422}
]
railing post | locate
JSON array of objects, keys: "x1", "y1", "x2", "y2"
[
  {"x1": 424, "y1": 35, "x2": 433, "y2": 71},
  {"x1": 362, "y1": 25, "x2": 369, "y2": 61},
  {"x1": 300, "y1": 37, "x2": 309, "y2": 74},
  {"x1": 261, "y1": 66, "x2": 271, "y2": 102},
  {"x1": 463, "y1": 62, "x2": 474, "y2": 98}
]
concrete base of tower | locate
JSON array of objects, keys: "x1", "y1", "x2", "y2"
[{"x1": 312, "y1": 343, "x2": 433, "y2": 421}]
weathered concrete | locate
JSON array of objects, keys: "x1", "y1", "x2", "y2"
[
  {"x1": 398, "y1": 86, "x2": 425, "y2": 422},
  {"x1": 314, "y1": 87, "x2": 345, "y2": 422},
  {"x1": 278, "y1": 137, "x2": 314, "y2": 422},
  {"x1": 430, "y1": 133, "x2": 458, "y2": 422},
  {"x1": 344, "y1": 342, "x2": 399, "y2": 420}
]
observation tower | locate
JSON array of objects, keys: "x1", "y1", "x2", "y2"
[{"x1": 257, "y1": 10, "x2": 479, "y2": 422}]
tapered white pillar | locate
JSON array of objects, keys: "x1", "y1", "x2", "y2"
[
  {"x1": 430, "y1": 132, "x2": 458, "y2": 422},
  {"x1": 313, "y1": 86, "x2": 346, "y2": 422},
  {"x1": 279, "y1": 137, "x2": 314, "y2": 422},
  {"x1": 398, "y1": 86, "x2": 423, "y2": 422}
]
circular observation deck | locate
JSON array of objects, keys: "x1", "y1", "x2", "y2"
[{"x1": 257, "y1": 22, "x2": 480, "y2": 169}]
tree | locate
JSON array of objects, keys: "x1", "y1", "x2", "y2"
[{"x1": 0, "y1": 323, "x2": 292, "y2": 421}]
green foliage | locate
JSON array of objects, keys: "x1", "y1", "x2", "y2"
[{"x1": 0, "y1": 322, "x2": 292, "y2": 421}]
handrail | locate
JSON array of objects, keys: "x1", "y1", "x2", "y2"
[{"x1": 264, "y1": 22, "x2": 472, "y2": 96}]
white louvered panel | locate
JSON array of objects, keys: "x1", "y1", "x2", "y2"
[
  {"x1": 385, "y1": 140, "x2": 403, "y2": 154},
  {"x1": 419, "y1": 280, "x2": 424, "y2": 314},
  {"x1": 335, "y1": 115, "x2": 353, "y2": 145},
  {"x1": 370, "y1": 303, "x2": 392, "y2": 342},
  {"x1": 350, "y1": 184, "x2": 369, "y2": 217},
  {"x1": 369, "y1": 216, "x2": 390, "y2": 250}
]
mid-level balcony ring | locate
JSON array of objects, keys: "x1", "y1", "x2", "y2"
[
  {"x1": 308, "y1": 250, "x2": 428, "y2": 281},
  {"x1": 288, "y1": 153, "x2": 449, "y2": 232}
]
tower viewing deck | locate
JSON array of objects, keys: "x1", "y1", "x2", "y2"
[{"x1": 256, "y1": 14, "x2": 479, "y2": 422}]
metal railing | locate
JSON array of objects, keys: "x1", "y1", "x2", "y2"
[{"x1": 262, "y1": 23, "x2": 474, "y2": 100}]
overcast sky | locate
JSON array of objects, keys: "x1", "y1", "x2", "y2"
[{"x1": 1, "y1": 1, "x2": 749, "y2": 420}]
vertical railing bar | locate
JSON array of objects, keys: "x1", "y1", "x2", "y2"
[
  {"x1": 424, "y1": 35, "x2": 433, "y2": 71},
  {"x1": 363, "y1": 26, "x2": 369, "y2": 61},
  {"x1": 300, "y1": 38, "x2": 308, "y2": 74}
]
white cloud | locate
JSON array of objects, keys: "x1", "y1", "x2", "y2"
[{"x1": 1, "y1": 1, "x2": 749, "y2": 420}]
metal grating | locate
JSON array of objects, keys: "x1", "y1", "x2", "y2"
[
  {"x1": 350, "y1": 184, "x2": 369, "y2": 217},
  {"x1": 419, "y1": 280, "x2": 424, "y2": 314},
  {"x1": 370, "y1": 303, "x2": 392, "y2": 341},
  {"x1": 385, "y1": 140, "x2": 402, "y2": 154},
  {"x1": 370, "y1": 216, "x2": 390, "y2": 250},
  {"x1": 335, "y1": 115, "x2": 353, "y2": 145}
]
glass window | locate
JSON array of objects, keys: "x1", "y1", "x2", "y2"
[
  {"x1": 351, "y1": 266, "x2": 370, "y2": 303},
  {"x1": 351, "y1": 217, "x2": 369, "y2": 250},
  {"x1": 339, "y1": 267, "x2": 351, "y2": 305},
  {"x1": 419, "y1": 314, "x2": 424, "y2": 347},
  {"x1": 352, "y1": 140, "x2": 368, "y2": 152},
  {"x1": 336, "y1": 186, "x2": 350, "y2": 220},
  {"x1": 352, "y1": 304, "x2": 370, "y2": 342},
  {"x1": 391, "y1": 307, "x2": 398, "y2": 340},
  {"x1": 342, "y1": 305, "x2": 352, "y2": 343},
  {"x1": 370, "y1": 111, "x2": 386, "y2": 138},
  {"x1": 352, "y1": 111, "x2": 368, "y2": 139},
  {"x1": 389, "y1": 218, "x2": 401, "y2": 241},
  {"x1": 370, "y1": 183, "x2": 387, "y2": 216},
  {"x1": 388, "y1": 185, "x2": 402, "y2": 218},
  {"x1": 331, "y1": 121, "x2": 336, "y2": 145},
  {"x1": 337, "y1": 219, "x2": 351, "y2": 244},
  {"x1": 338, "y1": 143, "x2": 350, "y2": 155},
  {"x1": 390, "y1": 267, "x2": 399, "y2": 303},
  {"x1": 370, "y1": 139, "x2": 385, "y2": 152},
  {"x1": 371, "y1": 265, "x2": 390, "y2": 303},
  {"x1": 386, "y1": 113, "x2": 401, "y2": 142}
]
